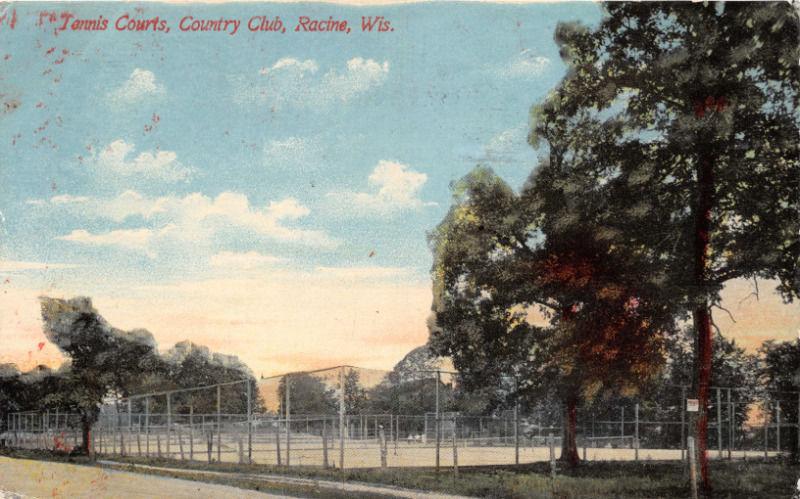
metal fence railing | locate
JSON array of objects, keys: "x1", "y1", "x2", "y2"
[{"x1": 4, "y1": 365, "x2": 799, "y2": 471}]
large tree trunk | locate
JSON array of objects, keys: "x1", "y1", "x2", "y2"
[
  {"x1": 692, "y1": 155, "x2": 714, "y2": 497},
  {"x1": 559, "y1": 394, "x2": 580, "y2": 467},
  {"x1": 81, "y1": 416, "x2": 94, "y2": 458}
]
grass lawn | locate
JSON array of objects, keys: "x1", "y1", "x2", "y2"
[{"x1": 2, "y1": 448, "x2": 797, "y2": 498}]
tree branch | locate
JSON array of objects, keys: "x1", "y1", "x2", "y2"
[{"x1": 712, "y1": 303, "x2": 736, "y2": 323}]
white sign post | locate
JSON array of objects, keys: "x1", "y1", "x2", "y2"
[{"x1": 687, "y1": 399, "x2": 699, "y2": 412}]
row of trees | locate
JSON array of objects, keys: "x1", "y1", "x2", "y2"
[
  {"x1": 428, "y1": 2, "x2": 798, "y2": 496},
  {"x1": 0, "y1": 296, "x2": 259, "y2": 455},
  {"x1": 271, "y1": 335, "x2": 793, "y2": 430}
]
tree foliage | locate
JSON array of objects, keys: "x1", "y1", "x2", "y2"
[
  {"x1": 429, "y1": 166, "x2": 678, "y2": 464},
  {"x1": 27, "y1": 296, "x2": 259, "y2": 454},
  {"x1": 529, "y1": 2, "x2": 799, "y2": 487}
]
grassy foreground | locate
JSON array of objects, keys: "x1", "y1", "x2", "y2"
[{"x1": 1, "y1": 448, "x2": 797, "y2": 498}]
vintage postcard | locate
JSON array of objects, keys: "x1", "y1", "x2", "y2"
[{"x1": 1, "y1": 1, "x2": 798, "y2": 498}]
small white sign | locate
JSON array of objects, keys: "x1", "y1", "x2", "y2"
[{"x1": 686, "y1": 399, "x2": 699, "y2": 412}]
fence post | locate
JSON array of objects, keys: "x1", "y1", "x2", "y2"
[
  {"x1": 514, "y1": 377, "x2": 520, "y2": 465},
  {"x1": 216, "y1": 385, "x2": 222, "y2": 463},
  {"x1": 238, "y1": 436, "x2": 243, "y2": 464},
  {"x1": 452, "y1": 416, "x2": 459, "y2": 479},
  {"x1": 246, "y1": 380, "x2": 252, "y2": 464},
  {"x1": 716, "y1": 388, "x2": 722, "y2": 459},
  {"x1": 435, "y1": 369, "x2": 440, "y2": 474},
  {"x1": 681, "y1": 385, "x2": 686, "y2": 461},
  {"x1": 764, "y1": 399, "x2": 769, "y2": 459},
  {"x1": 275, "y1": 416, "x2": 282, "y2": 465},
  {"x1": 156, "y1": 432, "x2": 162, "y2": 458},
  {"x1": 548, "y1": 434, "x2": 556, "y2": 481},
  {"x1": 339, "y1": 367, "x2": 345, "y2": 470},
  {"x1": 688, "y1": 436, "x2": 698, "y2": 499},
  {"x1": 285, "y1": 374, "x2": 291, "y2": 466},
  {"x1": 145, "y1": 398, "x2": 150, "y2": 457},
  {"x1": 379, "y1": 425, "x2": 387, "y2": 468},
  {"x1": 634, "y1": 403, "x2": 639, "y2": 461},
  {"x1": 727, "y1": 388, "x2": 733, "y2": 460},
  {"x1": 620, "y1": 406, "x2": 625, "y2": 443},
  {"x1": 207, "y1": 427, "x2": 212, "y2": 464},
  {"x1": 119, "y1": 413, "x2": 126, "y2": 457},
  {"x1": 167, "y1": 393, "x2": 172, "y2": 458},
  {"x1": 189, "y1": 406, "x2": 194, "y2": 461},
  {"x1": 178, "y1": 426, "x2": 185, "y2": 460},
  {"x1": 322, "y1": 417, "x2": 329, "y2": 468},
  {"x1": 776, "y1": 400, "x2": 781, "y2": 454}
]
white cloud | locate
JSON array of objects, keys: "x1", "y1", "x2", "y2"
[
  {"x1": 320, "y1": 58, "x2": 390, "y2": 102},
  {"x1": 90, "y1": 140, "x2": 192, "y2": 183},
  {"x1": 56, "y1": 226, "x2": 176, "y2": 258},
  {"x1": 53, "y1": 191, "x2": 338, "y2": 255},
  {"x1": 51, "y1": 194, "x2": 90, "y2": 204},
  {"x1": 210, "y1": 251, "x2": 287, "y2": 269},
  {"x1": 107, "y1": 68, "x2": 165, "y2": 104},
  {"x1": 27, "y1": 190, "x2": 168, "y2": 222},
  {"x1": 502, "y1": 50, "x2": 551, "y2": 77},
  {"x1": 0, "y1": 260, "x2": 80, "y2": 272},
  {"x1": 326, "y1": 160, "x2": 436, "y2": 216},
  {"x1": 235, "y1": 57, "x2": 389, "y2": 109},
  {"x1": 259, "y1": 57, "x2": 319, "y2": 75},
  {"x1": 315, "y1": 266, "x2": 412, "y2": 280},
  {"x1": 264, "y1": 137, "x2": 322, "y2": 169},
  {"x1": 467, "y1": 125, "x2": 531, "y2": 165}
]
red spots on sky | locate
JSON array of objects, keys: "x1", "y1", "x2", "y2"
[
  {"x1": 3, "y1": 98, "x2": 20, "y2": 114},
  {"x1": 34, "y1": 120, "x2": 50, "y2": 134},
  {"x1": 38, "y1": 342, "x2": 45, "y2": 351},
  {"x1": 46, "y1": 47, "x2": 56, "y2": 55},
  {"x1": 143, "y1": 113, "x2": 160, "y2": 133},
  {"x1": 3, "y1": 54, "x2": 10, "y2": 61}
]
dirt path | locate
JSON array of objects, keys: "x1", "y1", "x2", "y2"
[
  {"x1": 98, "y1": 460, "x2": 475, "y2": 499},
  {"x1": 0, "y1": 457, "x2": 287, "y2": 498}
]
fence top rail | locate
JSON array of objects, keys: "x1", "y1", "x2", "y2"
[
  {"x1": 119, "y1": 378, "x2": 250, "y2": 401},
  {"x1": 662, "y1": 383, "x2": 800, "y2": 395}
]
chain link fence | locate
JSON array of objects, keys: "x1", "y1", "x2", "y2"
[{"x1": 4, "y1": 366, "x2": 798, "y2": 471}]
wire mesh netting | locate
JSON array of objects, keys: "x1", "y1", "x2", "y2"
[{"x1": 4, "y1": 365, "x2": 798, "y2": 470}]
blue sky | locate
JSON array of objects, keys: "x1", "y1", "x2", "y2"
[
  {"x1": 3, "y1": 2, "x2": 794, "y2": 376},
  {"x1": 1, "y1": 2, "x2": 602, "y2": 280},
  {"x1": 0, "y1": 1, "x2": 604, "y2": 373}
]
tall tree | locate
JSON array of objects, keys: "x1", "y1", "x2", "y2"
[
  {"x1": 162, "y1": 341, "x2": 258, "y2": 414},
  {"x1": 531, "y1": 3, "x2": 799, "y2": 490},
  {"x1": 343, "y1": 370, "x2": 368, "y2": 414},
  {"x1": 39, "y1": 296, "x2": 163, "y2": 455},
  {"x1": 277, "y1": 373, "x2": 337, "y2": 416},
  {"x1": 429, "y1": 167, "x2": 675, "y2": 465}
]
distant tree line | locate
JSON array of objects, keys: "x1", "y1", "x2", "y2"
[{"x1": 0, "y1": 296, "x2": 260, "y2": 455}]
